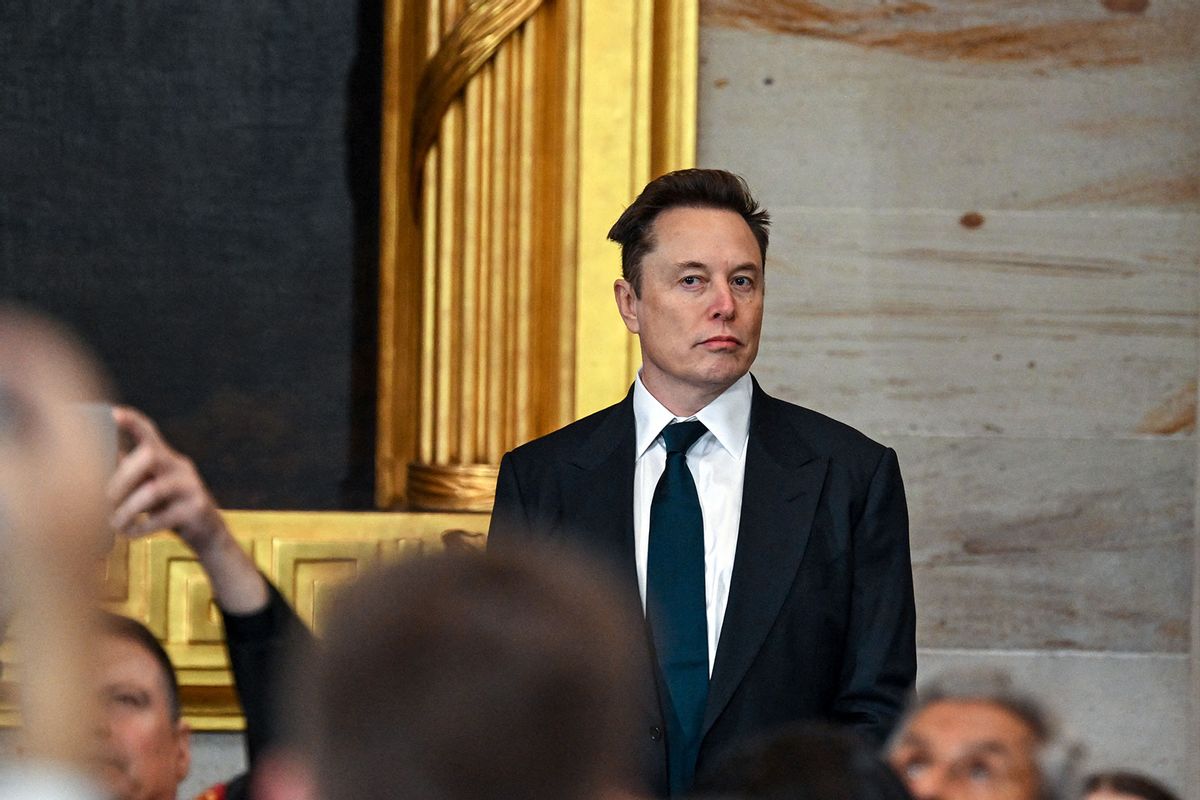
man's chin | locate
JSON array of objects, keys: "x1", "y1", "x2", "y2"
[
  {"x1": 698, "y1": 360, "x2": 752, "y2": 388},
  {"x1": 94, "y1": 760, "x2": 138, "y2": 800}
]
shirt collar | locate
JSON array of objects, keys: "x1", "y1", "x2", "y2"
[{"x1": 633, "y1": 372, "x2": 753, "y2": 460}]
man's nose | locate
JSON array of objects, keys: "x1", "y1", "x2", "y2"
[
  {"x1": 709, "y1": 283, "x2": 735, "y2": 319},
  {"x1": 907, "y1": 765, "x2": 950, "y2": 800},
  {"x1": 92, "y1": 707, "x2": 115, "y2": 740}
]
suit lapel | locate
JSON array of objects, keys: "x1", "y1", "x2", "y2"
[
  {"x1": 701, "y1": 382, "x2": 829, "y2": 738},
  {"x1": 560, "y1": 390, "x2": 638, "y2": 593},
  {"x1": 559, "y1": 391, "x2": 671, "y2": 725}
]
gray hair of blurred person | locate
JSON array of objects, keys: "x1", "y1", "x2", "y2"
[
  {"x1": 290, "y1": 547, "x2": 643, "y2": 800},
  {"x1": 888, "y1": 669, "x2": 1085, "y2": 800},
  {"x1": 1084, "y1": 771, "x2": 1182, "y2": 800}
]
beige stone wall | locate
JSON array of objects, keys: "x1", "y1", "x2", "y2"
[{"x1": 697, "y1": 0, "x2": 1198, "y2": 793}]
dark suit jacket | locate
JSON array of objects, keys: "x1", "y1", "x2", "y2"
[{"x1": 488, "y1": 377, "x2": 916, "y2": 797}]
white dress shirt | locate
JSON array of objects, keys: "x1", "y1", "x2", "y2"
[{"x1": 632, "y1": 372, "x2": 752, "y2": 676}]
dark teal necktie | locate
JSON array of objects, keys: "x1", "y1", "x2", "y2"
[{"x1": 646, "y1": 419, "x2": 709, "y2": 796}]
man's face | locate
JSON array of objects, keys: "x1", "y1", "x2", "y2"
[
  {"x1": 888, "y1": 700, "x2": 1042, "y2": 800},
  {"x1": 614, "y1": 206, "x2": 764, "y2": 412},
  {"x1": 93, "y1": 634, "x2": 190, "y2": 800}
]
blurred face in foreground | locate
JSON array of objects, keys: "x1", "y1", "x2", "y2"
[
  {"x1": 93, "y1": 633, "x2": 190, "y2": 800},
  {"x1": 888, "y1": 699, "x2": 1041, "y2": 800}
]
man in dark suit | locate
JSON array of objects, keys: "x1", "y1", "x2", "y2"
[{"x1": 488, "y1": 168, "x2": 916, "y2": 797}]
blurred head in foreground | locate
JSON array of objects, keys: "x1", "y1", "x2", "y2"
[
  {"x1": 260, "y1": 548, "x2": 642, "y2": 800},
  {"x1": 693, "y1": 722, "x2": 913, "y2": 800},
  {"x1": 0, "y1": 306, "x2": 112, "y2": 628},
  {"x1": 1083, "y1": 771, "x2": 1181, "y2": 800},
  {"x1": 0, "y1": 306, "x2": 114, "y2": 779},
  {"x1": 887, "y1": 670, "x2": 1082, "y2": 800}
]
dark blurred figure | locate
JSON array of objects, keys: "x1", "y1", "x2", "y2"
[
  {"x1": 887, "y1": 670, "x2": 1084, "y2": 800},
  {"x1": 255, "y1": 549, "x2": 645, "y2": 800},
  {"x1": 1083, "y1": 772, "x2": 1181, "y2": 800},
  {"x1": 692, "y1": 722, "x2": 913, "y2": 800}
]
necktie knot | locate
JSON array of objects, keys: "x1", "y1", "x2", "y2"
[{"x1": 661, "y1": 420, "x2": 707, "y2": 455}]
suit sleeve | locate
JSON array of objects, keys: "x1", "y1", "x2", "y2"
[
  {"x1": 220, "y1": 579, "x2": 312, "y2": 764},
  {"x1": 832, "y1": 446, "x2": 916, "y2": 744},
  {"x1": 487, "y1": 451, "x2": 533, "y2": 552}
]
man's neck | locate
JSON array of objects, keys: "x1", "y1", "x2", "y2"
[{"x1": 638, "y1": 372, "x2": 742, "y2": 418}]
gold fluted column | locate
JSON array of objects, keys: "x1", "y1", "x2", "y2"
[{"x1": 378, "y1": 0, "x2": 698, "y2": 511}]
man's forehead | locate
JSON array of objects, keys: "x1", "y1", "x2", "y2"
[
  {"x1": 906, "y1": 699, "x2": 1039, "y2": 751},
  {"x1": 645, "y1": 207, "x2": 761, "y2": 263},
  {"x1": 97, "y1": 634, "x2": 170, "y2": 687},
  {"x1": 668, "y1": 259, "x2": 762, "y2": 272}
]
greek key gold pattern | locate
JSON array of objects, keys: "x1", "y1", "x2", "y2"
[{"x1": 0, "y1": 511, "x2": 488, "y2": 729}]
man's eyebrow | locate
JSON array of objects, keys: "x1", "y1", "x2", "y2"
[
  {"x1": 961, "y1": 740, "x2": 1017, "y2": 760},
  {"x1": 893, "y1": 731, "x2": 930, "y2": 749},
  {"x1": 100, "y1": 681, "x2": 151, "y2": 698}
]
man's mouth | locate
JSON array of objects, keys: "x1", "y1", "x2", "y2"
[
  {"x1": 700, "y1": 336, "x2": 741, "y2": 349},
  {"x1": 89, "y1": 746, "x2": 130, "y2": 777}
]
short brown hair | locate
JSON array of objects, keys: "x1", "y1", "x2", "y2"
[
  {"x1": 304, "y1": 549, "x2": 641, "y2": 800},
  {"x1": 607, "y1": 168, "x2": 770, "y2": 295}
]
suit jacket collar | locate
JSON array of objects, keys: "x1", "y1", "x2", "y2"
[{"x1": 570, "y1": 387, "x2": 635, "y2": 471}]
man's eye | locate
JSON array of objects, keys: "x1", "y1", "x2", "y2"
[
  {"x1": 966, "y1": 762, "x2": 994, "y2": 783},
  {"x1": 681, "y1": 276, "x2": 701, "y2": 286},
  {"x1": 108, "y1": 690, "x2": 148, "y2": 709},
  {"x1": 898, "y1": 758, "x2": 927, "y2": 778}
]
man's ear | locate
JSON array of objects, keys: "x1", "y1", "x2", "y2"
[
  {"x1": 613, "y1": 279, "x2": 640, "y2": 334},
  {"x1": 174, "y1": 720, "x2": 192, "y2": 784}
]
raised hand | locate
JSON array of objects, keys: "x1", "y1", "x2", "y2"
[{"x1": 108, "y1": 406, "x2": 267, "y2": 614}]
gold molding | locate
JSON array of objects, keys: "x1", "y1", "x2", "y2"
[
  {"x1": 1, "y1": 511, "x2": 489, "y2": 731},
  {"x1": 407, "y1": 462, "x2": 501, "y2": 511},
  {"x1": 573, "y1": 0, "x2": 699, "y2": 421},
  {"x1": 378, "y1": 0, "x2": 698, "y2": 509},
  {"x1": 409, "y1": 0, "x2": 545, "y2": 209}
]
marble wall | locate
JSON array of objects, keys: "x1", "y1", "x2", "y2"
[{"x1": 697, "y1": 0, "x2": 1198, "y2": 793}]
